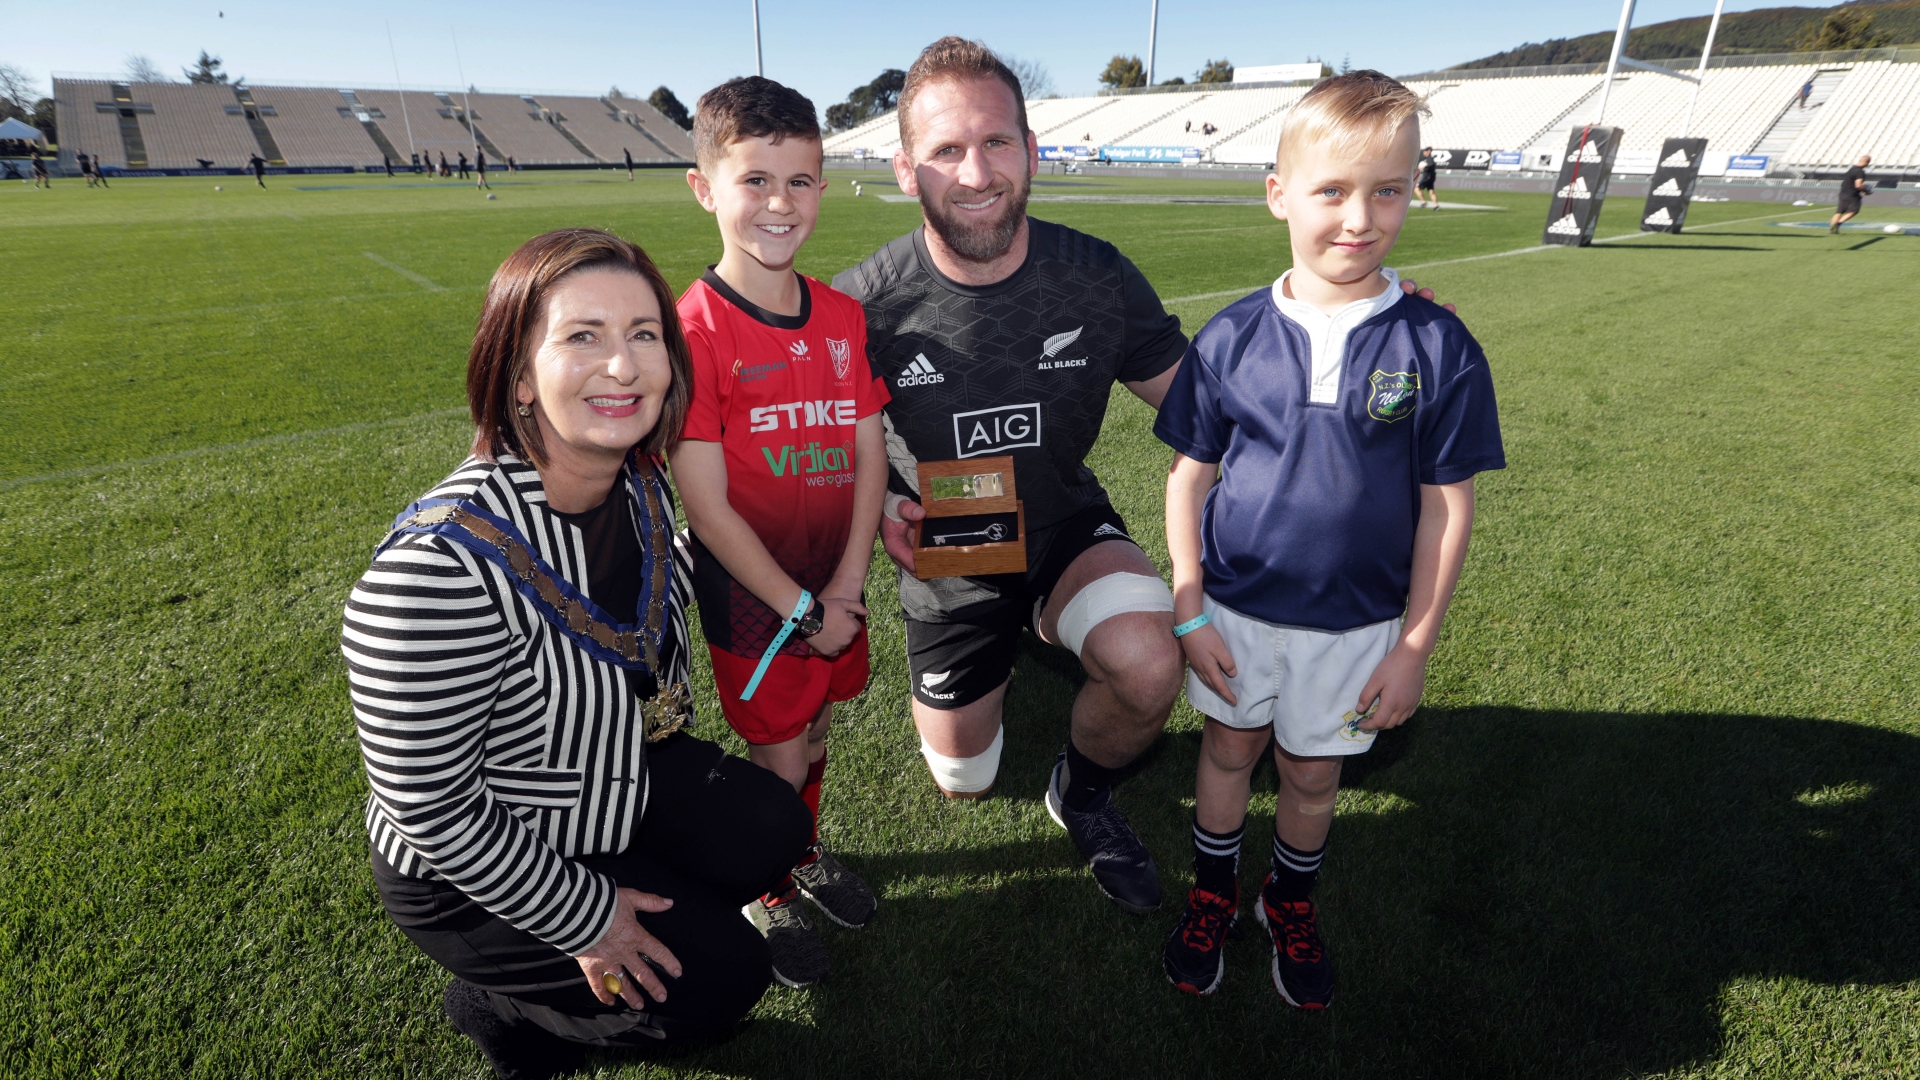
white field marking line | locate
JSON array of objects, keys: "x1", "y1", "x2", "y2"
[
  {"x1": 363, "y1": 252, "x2": 446, "y2": 292},
  {"x1": 1160, "y1": 208, "x2": 1828, "y2": 305},
  {"x1": 0, "y1": 408, "x2": 467, "y2": 495}
]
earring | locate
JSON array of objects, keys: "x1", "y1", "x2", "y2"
[{"x1": 516, "y1": 401, "x2": 532, "y2": 417}]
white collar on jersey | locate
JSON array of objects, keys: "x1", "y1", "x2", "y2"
[{"x1": 1269, "y1": 267, "x2": 1402, "y2": 405}]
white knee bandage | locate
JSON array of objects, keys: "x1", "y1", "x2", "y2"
[
  {"x1": 1054, "y1": 573, "x2": 1174, "y2": 656},
  {"x1": 920, "y1": 725, "x2": 1004, "y2": 794}
]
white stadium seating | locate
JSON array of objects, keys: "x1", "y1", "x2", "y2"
[{"x1": 1788, "y1": 61, "x2": 1920, "y2": 169}]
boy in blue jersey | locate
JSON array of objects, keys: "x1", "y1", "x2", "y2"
[{"x1": 1154, "y1": 71, "x2": 1505, "y2": 1007}]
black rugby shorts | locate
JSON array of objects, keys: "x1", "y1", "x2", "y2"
[{"x1": 902, "y1": 503, "x2": 1138, "y2": 710}]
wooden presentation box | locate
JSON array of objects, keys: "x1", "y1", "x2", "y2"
[{"x1": 911, "y1": 456, "x2": 1027, "y2": 581}]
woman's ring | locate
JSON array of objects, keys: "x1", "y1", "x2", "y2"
[{"x1": 601, "y1": 971, "x2": 623, "y2": 995}]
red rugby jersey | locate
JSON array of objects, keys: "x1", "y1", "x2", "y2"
[{"x1": 677, "y1": 270, "x2": 889, "y2": 658}]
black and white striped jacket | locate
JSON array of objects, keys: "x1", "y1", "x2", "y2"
[{"x1": 343, "y1": 452, "x2": 692, "y2": 955}]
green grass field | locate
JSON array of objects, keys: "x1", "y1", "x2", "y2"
[{"x1": 2, "y1": 167, "x2": 1917, "y2": 1079}]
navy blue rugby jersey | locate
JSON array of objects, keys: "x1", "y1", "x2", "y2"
[
  {"x1": 833, "y1": 219, "x2": 1187, "y2": 533},
  {"x1": 1153, "y1": 285, "x2": 1505, "y2": 632}
]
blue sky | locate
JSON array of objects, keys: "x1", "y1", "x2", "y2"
[{"x1": 11, "y1": 1, "x2": 1796, "y2": 109}]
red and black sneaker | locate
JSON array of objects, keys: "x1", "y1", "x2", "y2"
[
  {"x1": 1255, "y1": 877, "x2": 1335, "y2": 1009},
  {"x1": 1163, "y1": 885, "x2": 1239, "y2": 995}
]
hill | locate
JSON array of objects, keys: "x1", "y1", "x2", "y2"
[{"x1": 1452, "y1": 0, "x2": 1920, "y2": 69}]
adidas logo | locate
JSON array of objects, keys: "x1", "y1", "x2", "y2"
[
  {"x1": 1092, "y1": 522, "x2": 1128, "y2": 539},
  {"x1": 1556, "y1": 175, "x2": 1592, "y2": 199},
  {"x1": 1660, "y1": 148, "x2": 1691, "y2": 169},
  {"x1": 1644, "y1": 206, "x2": 1674, "y2": 227},
  {"x1": 896, "y1": 353, "x2": 946, "y2": 387},
  {"x1": 1652, "y1": 177, "x2": 1682, "y2": 197},
  {"x1": 1569, "y1": 143, "x2": 1606, "y2": 163},
  {"x1": 1547, "y1": 213, "x2": 1583, "y2": 236}
]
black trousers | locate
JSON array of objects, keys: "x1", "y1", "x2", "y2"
[{"x1": 374, "y1": 733, "x2": 811, "y2": 1047}]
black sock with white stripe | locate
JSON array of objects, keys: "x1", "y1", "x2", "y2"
[
  {"x1": 1191, "y1": 817, "x2": 1244, "y2": 898},
  {"x1": 1265, "y1": 834, "x2": 1326, "y2": 904}
]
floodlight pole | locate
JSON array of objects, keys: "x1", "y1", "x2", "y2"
[
  {"x1": 1594, "y1": 0, "x2": 1637, "y2": 126},
  {"x1": 1146, "y1": 0, "x2": 1160, "y2": 87},
  {"x1": 386, "y1": 21, "x2": 415, "y2": 160},
  {"x1": 753, "y1": 0, "x2": 764, "y2": 78},
  {"x1": 1682, "y1": 0, "x2": 1726, "y2": 136}
]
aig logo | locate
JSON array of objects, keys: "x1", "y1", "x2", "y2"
[{"x1": 952, "y1": 403, "x2": 1042, "y2": 459}]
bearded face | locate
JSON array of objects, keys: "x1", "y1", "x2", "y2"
[{"x1": 918, "y1": 168, "x2": 1030, "y2": 263}]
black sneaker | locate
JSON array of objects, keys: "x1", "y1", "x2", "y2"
[
  {"x1": 442, "y1": 978, "x2": 585, "y2": 1080},
  {"x1": 1045, "y1": 752, "x2": 1162, "y2": 913},
  {"x1": 792, "y1": 844, "x2": 877, "y2": 929},
  {"x1": 1163, "y1": 885, "x2": 1238, "y2": 995},
  {"x1": 1255, "y1": 878, "x2": 1335, "y2": 1009},
  {"x1": 744, "y1": 888, "x2": 831, "y2": 988}
]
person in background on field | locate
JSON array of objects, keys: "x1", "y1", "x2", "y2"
[
  {"x1": 1416, "y1": 146, "x2": 1439, "y2": 210},
  {"x1": 346, "y1": 227, "x2": 812, "y2": 1074},
  {"x1": 411, "y1": 151, "x2": 421, "y2": 174},
  {"x1": 1831, "y1": 154, "x2": 1871, "y2": 233},
  {"x1": 249, "y1": 152, "x2": 267, "y2": 188},
  {"x1": 508, "y1": 154, "x2": 518, "y2": 175},
  {"x1": 625, "y1": 147, "x2": 635, "y2": 180},
  {"x1": 1798, "y1": 80, "x2": 1813, "y2": 109},
  {"x1": 476, "y1": 148, "x2": 490, "y2": 190},
  {"x1": 78, "y1": 152, "x2": 95, "y2": 187},
  {"x1": 384, "y1": 155, "x2": 394, "y2": 177},
  {"x1": 1157, "y1": 71, "x2": 1503, "y2": 1009},
  {"x1": 458, "y1": 151, "x2": 470, "y2": 179},
  {"x1": 31, "y1": 146, "x2": 50, "y2": 189},
  {"x1": 672, "y1": 76, "x2": 889, "y2": 989}
]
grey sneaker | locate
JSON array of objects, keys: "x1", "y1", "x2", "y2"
[
  {"x1": 792, "y1": 845, "x2": 878, "y2": 929},
  {"x1": 744, "y1": 890, "x2": 831, "y2": 988}
]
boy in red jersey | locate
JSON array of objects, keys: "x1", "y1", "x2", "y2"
[{"x1": 670, "y1": 77, "x2": 890, "y2": 988}]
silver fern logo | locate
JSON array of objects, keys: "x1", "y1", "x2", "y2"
[{"x1": 1037, "y1": 327, "x2": 1086, "y2": 371}]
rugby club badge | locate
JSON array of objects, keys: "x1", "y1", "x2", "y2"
[
  {"x1": 1367, "y1": 370, "x2": 1420, "y2": 423},
  {"x1": 826, "y1": 337, "x2": 851, "y2": 380}
]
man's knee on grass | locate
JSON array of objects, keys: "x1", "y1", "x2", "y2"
[{"x1": 1081, "y1": 610, "x2": 1185, "y2": 719}]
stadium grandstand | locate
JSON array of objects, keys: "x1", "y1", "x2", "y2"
[
  {"x1": 821, "y1": 47, "x2": 1920, "y2": 176},
  {"x1": 50, "y1": 78, "x2": 693, "y2": 174}
]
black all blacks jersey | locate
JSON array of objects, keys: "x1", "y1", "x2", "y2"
[{"x1": 833, "y1": 219, "x2": 1188, "y2": 533}]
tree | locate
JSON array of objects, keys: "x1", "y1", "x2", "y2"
[
  {"x1": 1791, "y1": 9, "x2": 1889, "y2": 52},
  {"x1": 183, "y1": 51, "x2": 231, "y2": 84},
  {"x1": 1196, "y1": 58, "x2": 1234, "y2": 84},
  {"x1": 0, "y1": 63, "x2": 34, "y2": 118},
  {"x1": 1005, "y1": 55, "x2": 1056, "y2": 100},
  {"x1": 648, "y1": 86, "x2": 692, "y2": 130},
  {"x1": 1159, "y1": 76, "x2": 1186, "y2": 86},
  {"x1": 1340, "y1": 54, "x2": 1352, "y2": 75},
  {"x1": 1305, "y1": 55, "x2": 1335, "y2": 78},
  {"x1": 124, "y1": 54, "x2": 168, "y2": 83},
  {"x1": 824, "y1": 69, "x2": 906, "y2": 132},
  {"x1": 1099, "y1": 55, "x2": 1146, "y2": 90},
  {"x1": 31, "y1": 97, "x2": 55, "y2": 145}
]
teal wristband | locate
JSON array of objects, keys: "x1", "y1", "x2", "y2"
[
  {"x1": 1172, "y1": 612, "x2": 1211, "y2": 638},
  {"x1": 741, "y1": 590, "x2": 812, "y2": 701}
]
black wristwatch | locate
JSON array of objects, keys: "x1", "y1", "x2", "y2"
[{"x1": 795, "y1": 599, "x2": 826, "y2": 638}]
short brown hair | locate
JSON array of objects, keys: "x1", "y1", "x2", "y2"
[
  {"x1": 897, "y1": 36, "x2": 1029, "y2": 154},
  {"x1": 467, "y1": 228, "x2": 692, "y2": 467},
  {"x1": 693, "y1": 76, "x2": 821, "y2": 169},
  {"x1": 1275, "y1": 70, "x2": 1428, "y2": 179}
]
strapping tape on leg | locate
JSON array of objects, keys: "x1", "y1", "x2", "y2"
[
  {"x1": 1055, "y1": 572, "x2": 1174, "y2": 656},
  {"x1": 920, "y1": 725, "x2": 1004, "y2": 794}
]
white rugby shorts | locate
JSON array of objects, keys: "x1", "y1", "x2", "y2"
[{"x1": 1183, "y1": 596, "x2": 1401, "y2": 757}]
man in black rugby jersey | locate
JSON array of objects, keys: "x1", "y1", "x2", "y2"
[
  {"x1": 836, "y1": 37, "x2": 1454, "y2": 915},
  {"x1": 836, "y1": 38, "x2": 1188, "y2": 913}
]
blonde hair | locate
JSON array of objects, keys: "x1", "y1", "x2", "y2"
[{"x1": 1275, "y1": 70, "x2": 1429, "y2": 179}]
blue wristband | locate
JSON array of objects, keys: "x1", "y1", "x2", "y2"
[
  {"x1": 1172, "y1": 612, "x2": 1211, "y2": 638},
  {"x1": 741, "y1": 590, "x2": 812, "y2": 701}
]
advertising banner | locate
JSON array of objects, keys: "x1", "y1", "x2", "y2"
[
  {"x1": 1640, "y1": 137, "x2": 1709, "y2": 234},
  {"x1": 1491, "y1": 151, "x2": 1524, "y2": 172},
  {"x1": 1038, "y1": 145, "x2": 1093, "y2": 161},
  {"x1": 1099, "y1": 145, "x2": 1200, "y2": 163},
  {"x1": 1725, "y1": 154, "x2": 1769, "y2": 176},
  {"x1": 1430, "y1": 148, "x2": 1495, "y2": 170},
  {"x1": 1542, "y1": 125, "x2": 1622, "y2": 247}
]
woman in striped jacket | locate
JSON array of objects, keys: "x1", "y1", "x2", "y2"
[{"x1": 344, "y1": 228, "x2": 810, "y2": 1076}]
